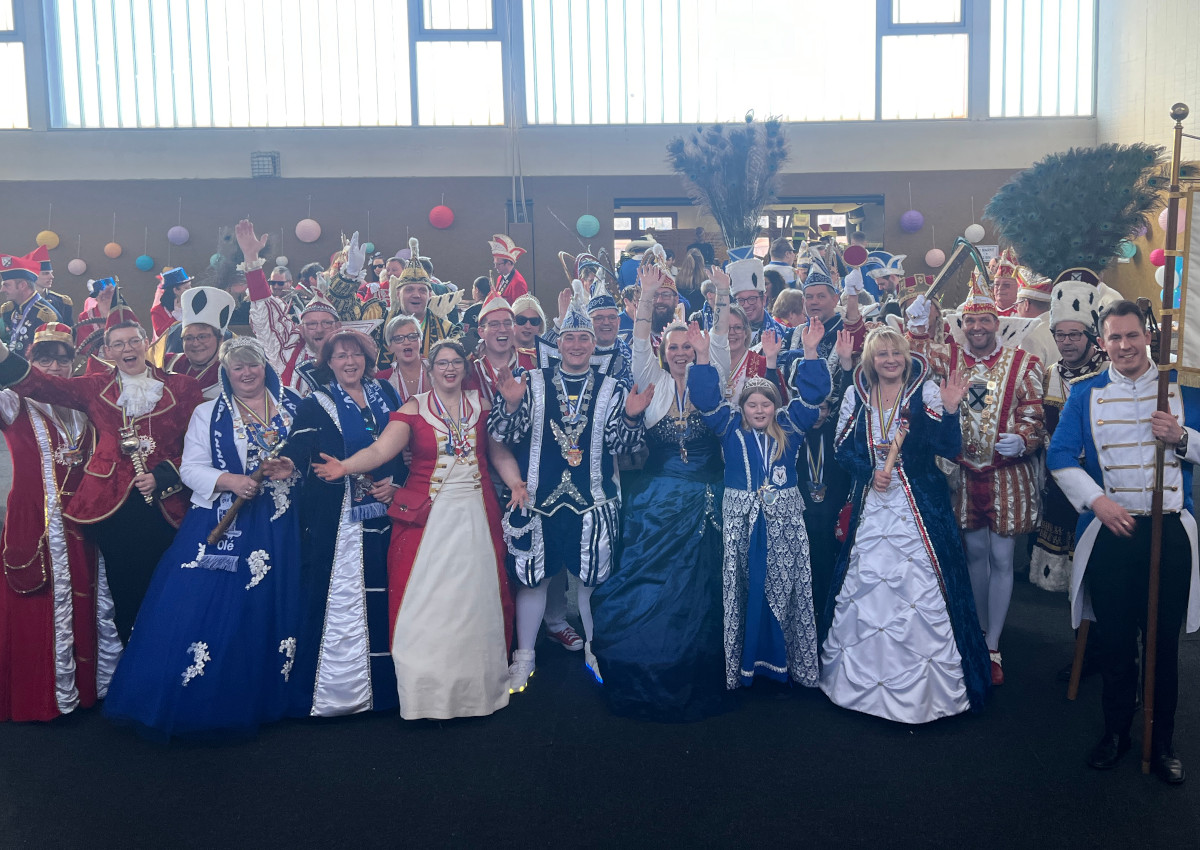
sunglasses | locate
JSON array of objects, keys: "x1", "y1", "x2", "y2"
[{"x1": 515, "y1": 315, "x2": 543, "y2": 327}]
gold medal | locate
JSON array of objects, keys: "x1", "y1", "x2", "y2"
[{"x1": 566, "y1": 446, "x2": 583, "y2": 467}]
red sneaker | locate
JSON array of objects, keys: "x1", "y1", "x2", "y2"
[
  {"x1": 546, "y1": 625, "x2": 584, "y2": 651},
  {"x1": 990, "y1": 651, "x2": 1004, "y2": 686}
]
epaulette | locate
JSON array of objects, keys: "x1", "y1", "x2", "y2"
[
  {"x1": 36, "y1": 302, "x2": 60, "y2": 322},
  {"x1": 53, "y1": 290, "x2": 74, "y2": 306},
  {"x1": 1065, "y1": 368, "x2": 1105, "y2": 387},
  {"x1": 0, "y1": 301, "x2": 13, "y2": 316}
]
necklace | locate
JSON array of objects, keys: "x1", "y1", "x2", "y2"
[
  {"x1": 48, "y1": 406, "x2": 86, "y2": 467},
  {"x1": 673, "y1": 378, "x2": 691, "y2": 463},
  {"x1": 551, "y1": 368, "x2": 593, "y2": 466},
  {"x1": 873, "y1": 383, "x2": 904, "y2": 450},
  {"x1": 235, "y1": 392, "x2": 280, "y2": 449},
  {"x1": 755, "y1": 430, "x2": 779, "y2": 506},
  {"x1": 396, "y1": 363, "x2": 426, "y2": 401},
  {"x1": 430, "y1": 389, "x2": 473, "y2": 458}
]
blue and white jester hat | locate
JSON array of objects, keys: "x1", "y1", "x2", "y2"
[
  {"x1": 801, "y1": 252, "x2": 837, "y2": 293},
  {"x1": 561, "y1": 279, "x2": 596, "y2": 335}
]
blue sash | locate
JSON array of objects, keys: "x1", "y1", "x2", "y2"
[{"x1": 326, "y1": 379, "x2": 395, "y2": 523}]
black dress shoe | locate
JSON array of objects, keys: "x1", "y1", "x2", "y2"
[
  {"x1": 1087, "y1": 733, "x2": 1131, "y2": 769},
  {"x1": 1152, "y1": 751, "x2": 1186, "y2": 784}
]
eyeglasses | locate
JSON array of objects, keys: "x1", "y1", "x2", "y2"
[
  {"x1": 390, "y1": 332, "x2": 422, "y2": 344},
  {"x1": 106, "y1": 338, "x2": 145, "y2": 351},
  {"x1": 735, "y1": 294, "x2": 763, "y2": 305},
  {"x1": 432, "y1": 358, "x2": 465, "y2": 369},
  {"x1": 1053, "y1": 331, "x2": 1087, "y2": 343},
  {"x1": 482, "y1": 320, "x2": 515, "y2": 330},
  {"x1": 371, "y1": 264, "x2": 385, "y2": 272},
  {"x1": 302, "y1": 319, "x2": 337, "y2": 330},
  {"x1": 182, "y1": 334, "x2": 216, "y2": 344},
  {"x1": 515, "y1": 315, "x2": 543, "y2": 327},
  {"x1": 33, "y1": 355, "x2": 73, "y2": 367}
]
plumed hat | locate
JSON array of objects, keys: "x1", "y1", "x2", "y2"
[
  {"x1": 560, "y1": 280, "x2": 595, "y2": 336},
  {"x1": 489, "y1": 234, "x2": 526, "y2": 263}
]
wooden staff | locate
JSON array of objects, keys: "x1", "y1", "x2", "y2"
[
  {"x1": 1066, "y1": 619, "x2": 1091, "y2": 700},
  {"x1": 205, "y1": 431, "x2": 302, "y2": 546},
  {"x1": 1142, "y1": 102, "x2": 1191, "y2": 774},
  {"x1": 883, "y1": 421, "x2": 909, "y2": 477}
]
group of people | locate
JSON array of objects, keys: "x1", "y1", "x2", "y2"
[{"x1": 0, "y1": 218, "x2": 1195, "y2": 786}]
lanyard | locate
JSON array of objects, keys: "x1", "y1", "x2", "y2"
[
  {"x1": 755, "y1": 431, "x2": 773, "y2": 481},
  {"x1": 557, "y1": 372, "x2": 589, "y2": 423}
]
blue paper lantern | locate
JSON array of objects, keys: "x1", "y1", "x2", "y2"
[
  {"x1": 1116, "y1": 239, "x2": 1137, "y2": 260},
  {"x1": 900, "y1": 210, "x2": 924, "y2": 233},
  {"x1": 135, "y1": 254, "x2": 154, "y2": 271},
  {"x1": 576, "y1": 214, "x2": 600, "y2": 239},
  {"x1": 167, "y1": 225, "x2": 190, "y2": 246},
  {"x1": 210, "y1": 252, "x2": 222, "y2": 268},
  {"x1": 362, "y1": 241, "x2": 375, "y2": 255}
]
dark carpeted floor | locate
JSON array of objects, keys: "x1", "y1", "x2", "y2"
[{"x1": 2, "y1": 580, "x2": 1199, "y2": 849}]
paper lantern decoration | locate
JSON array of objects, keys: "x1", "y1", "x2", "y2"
[
  {"x1": 1158, "y1": 206, "x2": 1188, "y2": 234},
  {"x1": 295, "y1": 218, "x2": 322, "y2": 243},
  {"x1": 362, "y1": 242, "x2": 375, "y2": 255},
  {"x1": 210, "y1": 252, "x2": 223, "y2": 268},
  {"x1": 964, "y1": 223, "x2": 985, "y2": 244},
  {"x1": 1116, "y1": 239, "x2": 1138, "y2": 260},
  {"x1": 1150, "y1": 248, "x2": 1166, "y2": 267},
  {"x1": 67, "y1": 258, "x2": 87, "y2": 276},
  {"x1": 167, "y1": 225, "x2": 190, "y2": 246},
  {"x1": 103, "y1": 242, "x2": 123, "y2": 259},
  {"x1": 576, "y1": 214, "x2": 600, "y2": 239},
  {"x1": 899, "y1": 210, "x2": 924, "y2": 233},
  {"x1": 36, "y1": 230, "x2": 61, "y2": 250},
  {"x1": 276, "y1": 256, "x2": 289, "y2": 267},
  {"x1": 925, "y1": 248, "x2": 946, "y2": 268},
  {"x1": 429, "y1": 205, "x2": 455, "y2": 229},
  {"x1": 135, "y1": 254, "x2": 154, "y2": 271}
]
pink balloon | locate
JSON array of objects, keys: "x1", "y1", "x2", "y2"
[
  {"x1": 1159, "y1": 207, "x2": 1187, "y2": 234},
  {"x1": 1149, "y1": 248, "x2": 1166, "y2": 267},
  {"x1": 295, "y1": 218, "x2": 322, "y2": 243}
]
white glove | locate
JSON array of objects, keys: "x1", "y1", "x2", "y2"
[
  {"x1": 842, "y1": 268, "x2": 865, "y2": 298},
  {"x1": 344, "y1": 231, "x2": 366, "y2": 280},
  {"x1": 995, "y1": 433, "x2": 1025, "y2": 458},
  {"x1": 905, "y1": 294, "x2": 930, "y2": 328}
]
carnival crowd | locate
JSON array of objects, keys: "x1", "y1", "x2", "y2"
[{"x1": 0, "y1": 217, "x2": 1194, "y2": 784}]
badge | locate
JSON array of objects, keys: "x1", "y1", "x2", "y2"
[
  {"x1": 771, "y1": 465, "x2": 787, "y2": 487},
  {"x1": 809, "y1": 483, "x2": 827, "y2": 503},
  {"x1": 53, "y1": 445, "x2": 84, "y2": 467},
  {"x1": 566, "y1": 446, "x2": 583, "y2": 467},
  {"x1": 760, "y1": 487, "x2": 779, "y2": 506}
]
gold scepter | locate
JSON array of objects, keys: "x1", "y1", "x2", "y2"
[
  {"x1": 119, "y1": 425, "x2": 155, "y2": 505},
  {"x1": 205, "y1": 429, "x2": 310, "y2": 546}
]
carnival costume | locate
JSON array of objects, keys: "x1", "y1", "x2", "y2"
[
  {"x1": 23, "y1": 245, "x2": 73, "y2": 326},
  {"x1": 103, "y1": 349, "x2": 305, "y2": 738},
  {"x1": 1, "y1": 253, "x2": 60, "y2": 355},
  {"x1": 820, "y1": 356, "x2": 990, "y2": 723},
  {"x1": 689, "y1": 359, "x2": 830, "y2": 689},
  {"x1": 248, "y1": 260, "x2": 337, "y2": 396},
  {"x1": 489, "y1": 234, "x2": 529, "y2": 301},
  {"x1": 163, "y1": 285, "x2": 237, "y2": 400}
]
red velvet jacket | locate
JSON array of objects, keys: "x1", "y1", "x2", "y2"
[{"x1": 0, "y1": 358, "x2": 202, "y2": 528}]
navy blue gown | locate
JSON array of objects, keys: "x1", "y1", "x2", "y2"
[{"x1": 591, "y1": 409, "x2": 729, "y2": 721}]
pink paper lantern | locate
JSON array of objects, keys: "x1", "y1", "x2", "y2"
[
  {"x1": 1150, "y1": 248, "x2": 1166, "y2": 267},
  {"x1": 925, "y1": 248, "x2": 946, "y2": 268},
  {"x1": 429, "y1": 204, "x2": 455, "y2": 229},
  {"x1": 67, "y1": 258, "x2": 87, "y2": 276},
  {"x1": 295, "y1": 218, "x2": 322, "y2": 243},
  {"x1": 1159, "y1": 207, "x2": 1188, "y2": 234}
]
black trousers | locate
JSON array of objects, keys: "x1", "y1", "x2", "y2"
[
  {"x1": 1087, "y1": 514, "x2": 1191, "y2": 747},
  {"x1": 85, "y1": 496, "x2": 179, "y2": 642}
]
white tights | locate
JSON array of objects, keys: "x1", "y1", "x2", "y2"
[
  {"x1": 962, "y1": 527, "x2": 1015, "y2": 652},
  {"x1": 514, "y1": 576, "x2": 595, "y2": 652}
]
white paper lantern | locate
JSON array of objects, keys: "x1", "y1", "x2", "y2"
[{"x1": 964, "y1": 223, "x2": 985, "y2": 244}]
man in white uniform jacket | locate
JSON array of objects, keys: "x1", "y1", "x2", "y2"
[{"x1": 1048, "y1": 299, "x2": 1200, "y2": 784}]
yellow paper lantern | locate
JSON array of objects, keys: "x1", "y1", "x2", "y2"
[
  {"x1": 104, "y1": 242, "x2": 123, "y2": 259},
  {"x1": 36, "y1": 230, "x2": 61, "y2": 250}
]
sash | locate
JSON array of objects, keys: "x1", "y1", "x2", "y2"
[{"x1": 318, "y1": 379, "x2": 396, "y2": 523}]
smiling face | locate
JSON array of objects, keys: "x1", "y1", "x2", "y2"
[
  {"x1": 226, "y1": 357, "x2": 266, "y2": 400},
  {"x1": 651, "y1": 289, "x2": 678, "y2": 326},
  {"x1": 559, "y1": 330, "x2": 596, "y2": 372},
  {"x1": 479, "y1": 311, "x2": 515, "y2": 358},
  {"x1": 803, "y1": 286, "x2": 838, "y2": 323},
  {"x1": 727, "y1": 315, "x2": 747, "y2": 355},
  {"x1": 430, "y1": 348, "x2": 466, "y2": 392},
  {"x1": 590, "y1": 308, "x2": 620, "y2": 347},
  {"x1": 182, "y1": 324, "x2": 220, "y2": 368},
  {"x1": 661, "y1": 328, "x2": 695, "y2": 377},
  {"x1": 736, "y1": 291, "x2": 765, "y2": 324},
  {"x1": 742, "y1": 392, "x2": 776, "y2": 429},
  {"x1": 104, "y1": 326, "x2": 150, "y2": 376},
  {"x1": 871, "y1": 343, "x2": 907, "y2": 384},
  {"x1": 1053, "y1": 319, "x2": 1091, "y2": 367},
  {"x1": 31, "y1": 342, "x2": 73, "y2": 379},
  {"x1": 962, "y1": 312, "x2": 999, "y2": 355},
  {"x1": 329, "y1": 340, "x2": 366, "y2": 388},
  {"x1": 387, "y1": 320, "x2": 422, "y2": 366},
  {"x1": 993, "y1": 277, "x2": 1018, "y2": 309},
  {"x1": 300, "y1": 312, "x2": 340, "y2": 353},
  {"x1": 401, "y1": 282, "x2": 431, "y2": 317},
  {"x1": 514, "y1": 309, "x2": 543, "y2": 346},
  {"x1": 1101, "y1": 311, "x2": 1152, "y2": 379}
]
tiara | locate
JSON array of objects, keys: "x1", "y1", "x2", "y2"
[
  {"x1": 742, "y1": 376, "x2": 775, "y2": 393},
  {"x1": 222, "y1": 336, "x2": 265, "y2": 355}
]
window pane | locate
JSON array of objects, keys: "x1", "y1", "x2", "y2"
[
  {"x1": 49, "y1": 0, "x2": 412, "y2": 128},
  {"x1": 524, "y1": 0, "x2": 874, "y2": 124},
  {"x1": 423, "y1": 0, "x2": 493, "y2": 30},
  {"x1": 415, "y1": 41, "x2": 504, "y2": 126},
  {"x1": 0, "y1": 44, "x2": 28, "y2": 128},
  {"x1": 989, "y1": 0, "x2": 1094, "y2": 117},
  {"x1": 0, "y1": 0, "x2": 13, "y2": 31},
  {"x1": 892, "y1": 0, "x2": 962, "y2": 24},
  {"x1": 881, "y1": 33, "x2": 968, "y2": 119},
  {"x1": 613, "y1": 217, "x2": 632, "y2": 231},
  {"x1": 639, "y1": 216, "x2": 673, "y2": 230}
]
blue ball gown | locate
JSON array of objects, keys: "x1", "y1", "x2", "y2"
[{"x1": 591, "y1": 408, "x2": 730, "y2": 721}]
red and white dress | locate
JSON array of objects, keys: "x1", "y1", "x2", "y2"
[
  {"x1": 385, "y1": 391, "x2": 514, "y2": 720},
  {"x1": 0, "y1": 392, "x2": 121, "y2": 721}
]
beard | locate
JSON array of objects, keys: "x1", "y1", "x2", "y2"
[{"x1": 652, "y1": 304, "x2": 675, "y2": 332}]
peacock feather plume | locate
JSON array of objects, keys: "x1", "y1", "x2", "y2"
[
  {"x1": 666, "y1": 113, "x2": 790, "y2": 251},
  {"x1": 984, "y1": 143, "x2": 1165, "y2": 278}
]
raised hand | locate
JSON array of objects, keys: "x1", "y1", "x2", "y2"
[
  {"x1": 801, "y1": 317, "x2": 824, "y2": 358},
  {"x1": 905, "y1": 294, "x2": 931, "y2": 329},
  {"x1": 761, "y1": 328, "x2": 783, "y2": 360},
  {"x1": 235, "y1": 219, "x2": 269, "y2": 261},
  {"x1": 638, "y1": 264, "x2": 663, "y2": 299},
  {"x1": 557, "y1": 286, "x2": 574, "y2": 320},
  {"x1": 939, "y1": 370, "x2": 967, "y2": 410},
  {"x1": 311, "y1": 452, "x2": 347, "y2": 481},
  {"x1": 624, "y1": 382, "x2": 656, "y2": 417},
  {"x1": 686, "y1": 320, "x2": 710, "y2": 362},
  {"x1": 496, "y1": 368, "x2": 527, "y2": 410},
  {"x1": 344, "y1": 231, "x2": 366, "y2": 279},
  {"x1": 708, "y1": 264, "x2": 731, "y2": 293},
  {"x1": 842, "y1": 268, "x2": 865, "y2": 297},
  {"x1": 834, "y1": 328, "x2": 855, "y2": 370}
]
